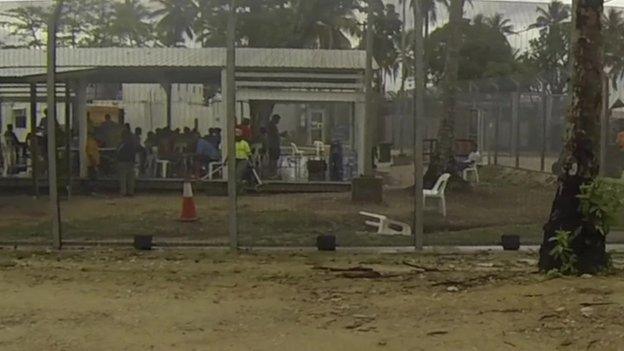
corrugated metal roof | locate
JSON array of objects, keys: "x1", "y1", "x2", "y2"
[{"x1": 0, "y1": 48, "x2": 368, "y2": 78}]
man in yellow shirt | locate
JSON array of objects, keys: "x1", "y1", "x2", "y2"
[{"x1": 235, "y1": 129, "x2": 252, "y2": 185}]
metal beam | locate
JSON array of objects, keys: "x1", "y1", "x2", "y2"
[
  {"x1": 226, "y1": 0, "x2": 238, "y2": 250},
  {"x1": 363, "y1": 0, "x2": 374, "y2": 177},
  {"x1": 46, "y1": 0, "x2": 63, "y2": 250},
  {"x1": 412, "y1": 0, "x2": 425, "y2": 250},
  {"x1": 600, "y1": 73, "x2": 609, "y2": 177}
]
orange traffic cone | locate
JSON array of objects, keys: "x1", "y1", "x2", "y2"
[{"x1": 180, "y1": 181, "x2": 198, "y2": 222}]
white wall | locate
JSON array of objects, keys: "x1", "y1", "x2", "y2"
[
  {"x1": 0, "y1": 101, "x2": 68, "y2": 142},
  {"x1": 121, "y1": 83, "x2": 248, "y2": 138}
]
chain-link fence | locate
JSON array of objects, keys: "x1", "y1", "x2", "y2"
[{"x1": 3, "y1": 0, "x2": 624, "y2": 250}]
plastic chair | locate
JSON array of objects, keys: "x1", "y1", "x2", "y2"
[
  {"x1": 359, "y1": 211, "x2": 411, "y2": 236},
  {"x1": 462, "y1": 165, "x2": 479, "y2": 183},
  {"x1": 152, "y1": 147, "x2": 170, "y2": 178},
  {"x1": 423, "y1": 173, "x2": 451, "y2": 217}
]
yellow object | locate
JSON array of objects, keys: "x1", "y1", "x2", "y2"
[
  {"x1": 236, "y1": 140, "x2": 251, "y2": 160},
  {"x1": 86, "y1": 136, "x2": 100, "y2": 168}
]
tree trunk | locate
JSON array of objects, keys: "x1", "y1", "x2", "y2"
[
  {"x1": 539, "y1": 0, "x2": 607, "y2": 274},
  {"x1": 423, "y1": 0, "x2": 462, "y2": 188}
]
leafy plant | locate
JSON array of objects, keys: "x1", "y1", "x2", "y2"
[
  {"x1": 549, "y1": 230, "x2": 577, "y2": 275},
  {"x1": 578, "y1": 179, "x2": 624, "y2": 237}
]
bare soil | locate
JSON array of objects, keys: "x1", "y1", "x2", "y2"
[{"x1": 0, "y1": 249, "x2": 623, "y2": 350}]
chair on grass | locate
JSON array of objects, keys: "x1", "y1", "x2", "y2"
[
  {"x1": 462, "y1": 165, "x2": 479, "y2": 183},
  {"x1": 359, "y1": 211, "x2": 412, "y2": 236},
  {"x1": 424, "y1": 173, "x2": 451, "y2": 217}
]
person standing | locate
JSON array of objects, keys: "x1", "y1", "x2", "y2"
[
  {"x1": 2, "y1": 124, "x2": 18, "y2": 176},
  {"x1": 267, "y1": 114, "x2": 284, "y2": 178},
  {"x1": 117, "y1": 130, "x2": 137, "y2": 196},
  {"x1": 235, "y1": 129, "x2": 252, "y2": 186},
  {"x1": 85, "y1": 131, "x2": 100, "y2": 194}
]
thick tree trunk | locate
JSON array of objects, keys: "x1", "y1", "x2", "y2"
[
  {"x1": 423, "y1": 0, "x2": 462, "y2": 188},
  {"x1": 539, "y1": 0, "x2": 607, "y2": 274}
]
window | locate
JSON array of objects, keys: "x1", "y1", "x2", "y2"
[{"x1": 12, "y1": 108, "x2": 27, "y2": 129}]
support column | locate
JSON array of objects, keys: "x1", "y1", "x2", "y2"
[
  {"x1": 225, "y1": 0, "x2": 238, "y2": 249},
  {"x1": 64, "y1": 84, "x2": 72, "y2": 196},
  {"x1": 354, "y1": 100, "x2": 366, "y2": 175},
  {"x1": 494, "y1": 102, "x2": 501, "y2": 165},
  {"x1": 46, "y1": 2, "x2": 62, "y2": 249},
  {"x1": 163, "y1": 82, "x2": 172, "y2": 129},
  {"x1": 29, "y1": 83, "x2": 39, "y2": 197},
  {"x1": 540, "y1": 90, "x2": 548, "y2": 172},
  {"x1": 362, "y1": 0, "x2": 374, "y2": 177},
  {"x1": 74, "y1": 81, "x2": 88, "y2": 179},
  {"x1": 412, "y1": 0, "x2": 425, "y2": 250}
]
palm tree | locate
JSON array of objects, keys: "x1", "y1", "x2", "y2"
[
  {"x1": 152, "y1": 0, "x2": 199, "y2": 47},
  {"x1": 603, "y1": 8, "x2": 624, "y2": 87},
  {"x1": 289, "y1": 0, "x2": 361, "y2": 49},
  {"x1": 399, "y1": 0, "x2": 442, "y2": 39},
  {"x1": 530, "y1": 0, "x2": 571, "y2": 34},
  {"x1": 423, "y1": 0, "x2": 465, "y2": 187},
  {"x1": 486, "y1": 13, "x2": 514, "y2": 36},
  {"x1": 539, "y1": 0, "x2": 607, "y2": 274},
  {"x1": 109, "y1": 0, "x2": 154, "y2": 47}
]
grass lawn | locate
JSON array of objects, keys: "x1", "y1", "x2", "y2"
[{"x1": 2, "y1": 166, "x2": 624, "y2": 246}]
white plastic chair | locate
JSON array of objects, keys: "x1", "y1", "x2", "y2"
[
  {"x1": 150, "y1": 147, "x2": 171, "y2": 178},
  {"x1": 359, "y1": 211, "x2": 411, "y2": 236},
  {"x1": 313, "y1": 141, "x2": 325, "y2": 158},
  {"x1": 462, "y1": 165, "x2": 479, "y2": 183},
  {"x1": 423, "y1": 173, "x2": 451, "y2": 217},
  {"x1": 290, "y1": 143, "x2": 304, "y2": 156}
]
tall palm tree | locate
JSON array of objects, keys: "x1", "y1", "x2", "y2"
[
  {"x1": 290, "y1": 0, "x2": 361, "y2": 49},
  {"x1": 110, "y1": 0, "x2": 154, "y2": 47},
  {"x1": 603, "y1": 8, "x2": 624, "y2": 87},
  {"x1": 399, "y1": 0, "x2": 442, "y2": 39},
  {"x1": 152, "y1": 0, "x2": 199, "y2": 47},
  {"x1": 539, "y1": 0, "x2": 607, "y2": 274},
  {"x1": 486, "y1": 13, "x2": 514, "y2": 36},
  {"x1": 530, "y1": 0, "x2": 571, "y2": 34},
  {"x1": 423, "y1": 0, "x2": 466, "y2": 187}
]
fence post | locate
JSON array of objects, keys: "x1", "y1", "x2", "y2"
[
  {"x1": 412, "y1": 0, "x2": 425, "y2": 251},
  {"x1": 540, "y1": 91, "x2": 547, "y2": 172},
  {"x1": 64, "y1": 84, "x2": 72, "y2": 198},
  {"x1": 511, "y1": 91, "x2": 520, "y2": 169},
  {"x1": 47, "y1": 1, "x2": 63, "y2": 250},
  {"x1": 226, "y1": 0, "x2": 238, "y2": 250},
  {"x1": 494, "y1": 102, "x2": 500, "y2": 166},
  {"x1": 600, "y1": 74, "x2": 609, "y2": 177}
]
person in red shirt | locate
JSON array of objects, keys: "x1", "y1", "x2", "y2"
[{"x1": 236, "y1": 118, "x2": 252, "y2": 142}]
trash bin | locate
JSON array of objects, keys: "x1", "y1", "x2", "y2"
[{"x1": 307, "y1": 160, "x2": 327, "y2": 182}]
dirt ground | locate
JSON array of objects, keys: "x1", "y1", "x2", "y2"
[{"x1": 0, "y1": 249, "x2": 623, "y2": 351}]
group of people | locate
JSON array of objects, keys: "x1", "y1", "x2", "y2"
[
  {"x1": 86, "y1": 113, "x2": 227, "y2": 196},
  {"x1": 3, "y1": 110, "x2": 287, "y2": 195},
  {"x1": 233, "y1": 114, "x2": 285, "y2": 186}
]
